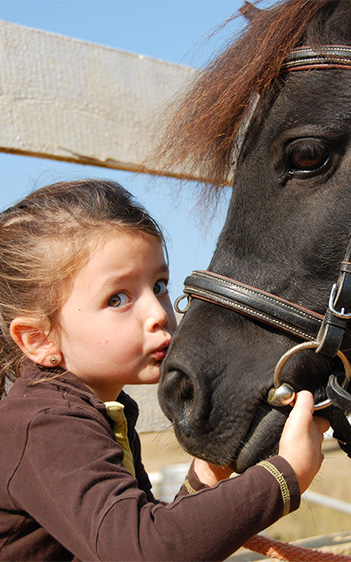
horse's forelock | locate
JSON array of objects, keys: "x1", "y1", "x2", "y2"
[{"x1": 153, "y1": 0, "x2": 331, "y2": 190}]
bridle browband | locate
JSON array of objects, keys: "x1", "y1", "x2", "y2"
[
  {"x1": 175, "y1": 46, "x2": 351, "y2": 433},
  {"x1": 282, "y1": 45, "x2": 351, "y2": 73}
]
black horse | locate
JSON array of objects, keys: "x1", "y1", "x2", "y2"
[{"x1": 157, "y1": 0, "x2": 351, "y2": 474}]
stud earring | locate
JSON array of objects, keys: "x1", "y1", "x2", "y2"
[{"x1": 49, "y1": 356, "x2": 58, "y2": 365}]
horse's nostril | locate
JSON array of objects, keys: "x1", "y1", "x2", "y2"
[
  {"x1": 177, "y1": 373, "x2": 194, "y2": 403},
  {"x1": 161, "y1": 370, "x2": 195, "y2": 435},
  {"x1": 162, "y1": 370, "x2": 194, "y2": 406}
]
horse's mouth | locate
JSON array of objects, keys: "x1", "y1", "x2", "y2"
[
  {"x1": 232, "y1": 380, "x2": 333, "y2": 473},
  {"x1": 232, "y1": 401, "x2": 289, "y2": 473}
]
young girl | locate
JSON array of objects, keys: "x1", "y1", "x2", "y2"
[{"x1": 0, "y1": 179, "x2": 328, "y2": 562}]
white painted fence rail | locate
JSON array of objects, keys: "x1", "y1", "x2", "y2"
[
  {"x1": 0, "y1": 19, "x2": 198, "y2": 180},
  {"x1": 303, "y1": 490, "x2": 351, "y2": 515}
]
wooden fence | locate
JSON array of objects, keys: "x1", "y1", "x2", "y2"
[{"x1": 0, "y1": 19, "x2": 201, "y2": 179}]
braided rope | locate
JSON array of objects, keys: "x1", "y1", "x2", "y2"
[{"x1": 244, "y1": 534, "x2": 351, "y2": 561}]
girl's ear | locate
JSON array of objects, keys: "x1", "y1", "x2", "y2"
[{"x1": 10, "y1": 317, "x2": 62, "y2": 368}]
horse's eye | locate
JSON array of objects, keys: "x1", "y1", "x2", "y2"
[{"x1": 288, "y1": 138, "x2": 329, "y2": 178}]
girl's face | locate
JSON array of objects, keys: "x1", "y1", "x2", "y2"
[{"x1": 57, "y1": 231, "x2": 177, "y2": 401}]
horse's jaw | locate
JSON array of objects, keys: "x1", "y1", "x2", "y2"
[{"x1": 232, "y1": 402, "x2": 288, "y2": 473}]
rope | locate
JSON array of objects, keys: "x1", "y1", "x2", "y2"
[{"x1": 244, "y1": 534, "x2": 351, "y2": 561}]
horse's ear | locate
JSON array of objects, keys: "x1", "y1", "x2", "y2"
[{"x1": 239, "y1": 1, "x2": 262, "y2": 23}]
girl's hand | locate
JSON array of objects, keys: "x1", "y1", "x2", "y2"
[
  {"x1": 193, "y1": 458, "x2": 233, "y2": 487},
  {"x1": 278, "y1": 390, "x2": 330, "y2": 494}
]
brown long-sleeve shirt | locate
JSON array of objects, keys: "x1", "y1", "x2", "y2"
[{"x1": 0, "y1": 363, "x2": 300, "y2": 561}]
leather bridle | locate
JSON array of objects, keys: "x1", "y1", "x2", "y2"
[{"x1": 175, "y1": 46, "x2": 351, "y2": 425}]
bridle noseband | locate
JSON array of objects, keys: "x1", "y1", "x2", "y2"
[
  {"x1": 175, "y1": 46, "x2": 351, "y2": 423},
  {"x1": 175, "y1": 258, "x2": 351, "y2": 411}
]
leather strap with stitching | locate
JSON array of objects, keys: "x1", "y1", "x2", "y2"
[
  {"x1": 282, "y1": 46, "x2": 351, "y2": 72},
  {"x1": 182, "y1": 270, "x2": 351, "y2": 356},
  {"x1": 183, "y1": 270, "x2": 323, "y2": 341}
]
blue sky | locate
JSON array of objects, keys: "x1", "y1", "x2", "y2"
[{"x1": 0, "y1": 0, "x2": 246, "y2": 302}]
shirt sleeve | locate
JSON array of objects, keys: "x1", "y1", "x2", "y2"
[
  {"x1": 175, "y1": 459, "x2": 210, "y2": 497},
  {"x1": 177, "y1": 456, "x2": 298, "y2": 517},
  {"x1": 9, "y1": 405, "x2": 300, "y2": 562}
]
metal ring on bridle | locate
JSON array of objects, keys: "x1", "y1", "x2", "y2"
[
  {"x1": 174, "y1": 294, "x2": 192, "y2": 314},
  {"x1": 273, "y1": 340, "x2": 351, "y2": 411}
]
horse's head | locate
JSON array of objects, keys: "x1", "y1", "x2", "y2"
[{"x1": 158, "y1": 0, "x2": 351, "y2": 473}]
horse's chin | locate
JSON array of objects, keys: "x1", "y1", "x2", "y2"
[{"x1": 232, "y1": 404, "x2": 288, "y2": 474}]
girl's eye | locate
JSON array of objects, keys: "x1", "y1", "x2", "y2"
[
  {"x1": 107, "y1": 292, "x2": 129, "y2": 308},
  {"x1": 154, "y1": 280, "x2": 168, "y2": 296}
]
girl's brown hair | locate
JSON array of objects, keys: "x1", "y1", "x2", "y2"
[{"x1": 0, "y1": 179, "x2": 165, "y2": 397}]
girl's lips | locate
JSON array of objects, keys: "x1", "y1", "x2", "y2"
[{"x1": 151, "y1": 341, "x2": 171, "y2": 361}]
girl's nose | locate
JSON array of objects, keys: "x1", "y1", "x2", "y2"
[{"x1": 144, "y1": 294, "x2": 169, "y2": 332}]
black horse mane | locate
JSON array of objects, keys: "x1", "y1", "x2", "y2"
[{"x1": 153, "y1": 0, "x2": 351, "y2": 189}]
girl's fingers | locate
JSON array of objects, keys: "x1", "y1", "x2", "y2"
[
  {"x1": 288, "y1": 391, "x2": 329, "y2": 433},
  {"x1": 314, "y1": 416, "x2": 330, "y2": 434}
]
